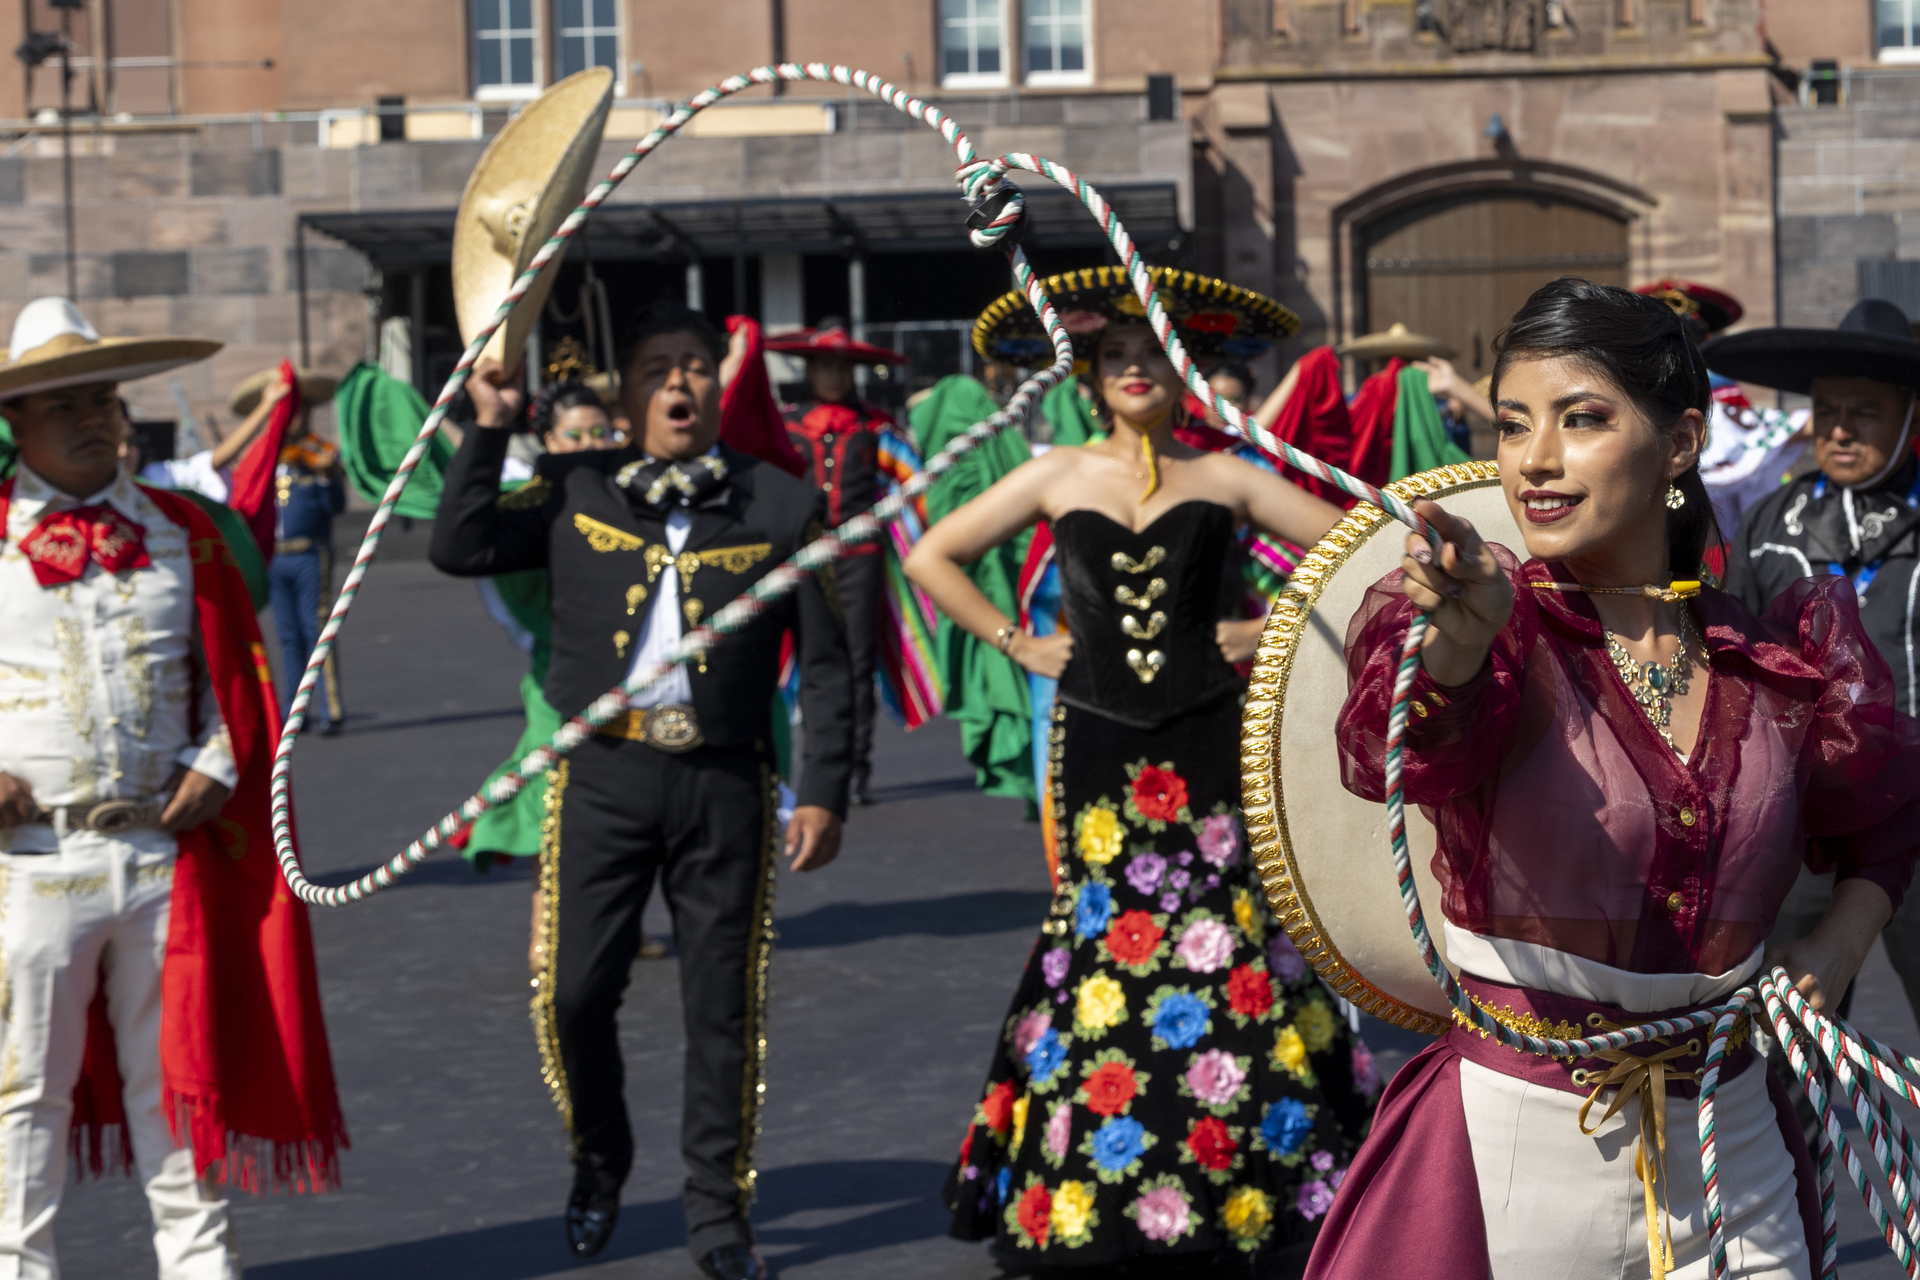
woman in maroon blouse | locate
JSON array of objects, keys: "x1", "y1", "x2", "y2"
[{"x1": 1311, "y1": 278, "x2": 1920, "y2": 1280}]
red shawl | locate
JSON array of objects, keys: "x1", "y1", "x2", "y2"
[
  {"x1": 1345, "y1": 357, "x2": 1403, "y2": 490},
  {"x1": 0, "y1": 479, "x2": 347, "y2": 1192},
  {"x1": 1268, "y1": 346, "x2": 1357, "y2": 507},
  {"x1": 226, "y1": 359, "x2": 300, "y2": 564},
  {"x1": 720, "y1": 317, "x2": 806, "y2": 477}
]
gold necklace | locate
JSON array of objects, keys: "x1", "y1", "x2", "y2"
[{"x1": 1602, "y1": 606, "x2": 1700, "y2": 749}]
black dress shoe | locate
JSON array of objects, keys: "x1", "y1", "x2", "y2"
[
  {"x1": 851, "y1": 767, "x2": 874, "y2": 807},
  {"x1": 319, "y1": 720, "x2": 343, "y2": 737},
  {"x1": 696, "y1": 1243, "x2": 769, "y2": 1279},
  {"x1": 564, "y1": 1184, "x2": 620, "y2": 1259}
]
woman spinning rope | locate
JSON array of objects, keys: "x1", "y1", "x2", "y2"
[
  {"x1": 909, "y1": 268, "x2": 1378, "y2": 1273},
  {"x1": 1315, "y1": 278, "x2": 1920, "y2": 1279}
]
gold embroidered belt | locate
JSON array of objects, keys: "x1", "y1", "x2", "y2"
[
  {"x1": 598, "y1": 705, "x2": 705, "y2": 754},
  {"x1": 23, "y1": 798, "x2": 166, "y2": 837},
  {"x1": 276, "y1": 536, "x2": 316, "y2": 554}
]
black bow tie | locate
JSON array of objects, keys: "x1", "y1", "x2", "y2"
[{"x1": 618, "y1": 455, "x2": 729, "y2": 513}]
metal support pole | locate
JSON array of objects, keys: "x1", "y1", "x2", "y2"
[
  {"x1": 849, "y1": 252, "x2": 866, "y2": 393},
  {"x1": 685, "y1": 258, "x2": 703, "y2": 311},
  {"x1": 58, "y1": 14, "x2": 73, "y2": 300},
  {"x1": 731, "y1": 203, "x2": 746, "y2": 317}
]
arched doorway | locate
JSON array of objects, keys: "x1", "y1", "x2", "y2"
[{"x1": 1358, "y1": 192, "x2": 1630, "y2": 383}]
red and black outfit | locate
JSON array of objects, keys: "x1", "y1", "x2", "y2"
[{"x1": 786, "y1": 396, "x2": 896, "y2": 793}]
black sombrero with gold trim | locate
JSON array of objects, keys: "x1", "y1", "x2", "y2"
[{"x1": 972, "y1": 266, "x2": 1300, "y2": 369}]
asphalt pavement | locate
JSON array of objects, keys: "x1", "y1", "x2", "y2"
[{"x1": 59, "y1": 555, "x2": 1920, "y2": 1278}]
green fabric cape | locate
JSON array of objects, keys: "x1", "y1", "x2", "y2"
[
  {"x1": 334, "y1": 360, "x2": 454, "y2": 518},
  {"x1": 1042, "y1": 379, "x2": 1105, "y2": 447},
  {"x1": 911, "y1": 375, "x2": 1038, "y2": 812},
  {"x1": 1388, "y1": 366, "x2": 1472, "y2": 482}
]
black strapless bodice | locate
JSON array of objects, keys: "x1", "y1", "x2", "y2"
[{"x1": 1052, "y1": 501, "x2": 1243, "y2": 729}]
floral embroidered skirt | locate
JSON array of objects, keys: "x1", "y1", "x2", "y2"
[{"x1": 943, "y1": 697, "x2": 1380, "y2": 1266}]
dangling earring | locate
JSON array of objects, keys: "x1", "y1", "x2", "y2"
[{"x1": 1665, "y1": 484, "x2": 1686, "y2": 510}]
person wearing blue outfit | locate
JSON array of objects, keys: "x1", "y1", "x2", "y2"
[{"x1": 250, "y1": 371, "x2": 348, "y2": 735}]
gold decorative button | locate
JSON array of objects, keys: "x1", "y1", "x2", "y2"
[
  {"x1": 823, "y1": 481, "x2": 834, "y2": 492},
  {"x1": 1666, "y1": 891, "x2": 1685, "y2": 913},
  {"x1": 1679, "y1": 807, "x2": 1696, "y2": 827},
  {"x1": 1411, "y1": 700, "x2": 1429, "y2": 718}
]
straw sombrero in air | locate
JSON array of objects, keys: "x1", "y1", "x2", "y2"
[
  {"x1": 972, "y1": 266, "x2": 1300, "y2": 369},
  {"x1": 0, "y1": 297, "x2": 220, "y2": 401},
  {"x1": 1336, "y1": 322, "x2": 1455, "y2": 362},
  {"x1": 228, "y1": 367, "x2": 340, "y2": 416}
]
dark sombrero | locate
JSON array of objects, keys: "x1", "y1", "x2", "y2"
[
  {"x1": 1635, "y1": 278, "x2": 1744, "y2": 336},
  {"x1": 1703, "y1": 298, "x2": 1920, "y2": 396},
  {"x1": 972, "y1": 266, "x2": 1300, "y2": 369}
]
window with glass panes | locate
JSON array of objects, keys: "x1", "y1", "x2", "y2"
[
  {"x1": 1025, "y1": 0, "x2": 1087, "y2": 79},
  {"x1": 472, "y1": 0, "x2": 537, "y2": 89},
  {"x1": 1882, "y1": 0, "x2": 1920, "y2": 54},
  {"x1": 556, "y1": 0, "x2": 618, "y2": 79},
  {"x1": 941, "y1": 0, "x2": 1005, "y2": 82}
]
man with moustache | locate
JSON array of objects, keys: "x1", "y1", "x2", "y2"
[
  {"x1": 430, "y1": 300, "x2": 853, "y2": 1280},
  {"x1": 1710, "y1": 297, "x2": 1920, "y2": 1026}
]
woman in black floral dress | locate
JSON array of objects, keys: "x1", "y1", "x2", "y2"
[{"x1": 907, "y1": 268, "x2": 1380, "y2": 1273}]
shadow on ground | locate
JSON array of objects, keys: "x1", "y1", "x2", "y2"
[
  {"x1": 245, "y1": 1159, "x2": 955, "y2": 1280},
  {"x1": 774, "y1": 891, "x2": 1052, "y2": 949}
]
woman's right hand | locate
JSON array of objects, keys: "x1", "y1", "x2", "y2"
[
  {"x1": 1399, "y1": 501, "x2": 1512, "y2": 686},
  {"x1": 1009, "y1": 631, "x2": 1073, "y2": 679}
]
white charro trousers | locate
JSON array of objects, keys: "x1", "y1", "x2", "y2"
[{"x1": 0, "y1": 829, "x2": 237, "y2": 1280}]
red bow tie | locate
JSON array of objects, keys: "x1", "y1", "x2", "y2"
[{"x1": 20, "y1": 504, "x2": 151, "y2": 587}]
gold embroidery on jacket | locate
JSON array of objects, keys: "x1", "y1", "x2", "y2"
[
  {"x1": 33, "y1": 873, "x2": 109, "y2": 898},
  {"x1": 697, "y1": 543, "x2": 771, "y2": 575},
  {"x1": 122, "y1": 616, "x2": 154, "y2": 740},
  {"x1": 625, "y1": 584, "x2": 648, "y2": 615},
  {"x1": 733, "y1": 764, "x2": 781, "y2": 1210},
  {"x1": 573, "y1": 513, "x2": 642, "y2": 553},
  {"x1": 497, "y1": 475, "x2": 552, "y2": 510},
  {"x1": 54, "y1": 619, "x2": 95, "y2": 742},
  {"x1": 644, "y1": 543, "x2": 673, "y2": 583}
]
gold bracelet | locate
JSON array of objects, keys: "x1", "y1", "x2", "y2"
[{"x1": 994, "y1": 624, "x2": 1019, "y2": 654}]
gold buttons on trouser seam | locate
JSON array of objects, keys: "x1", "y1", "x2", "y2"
[
  {"x1": 823, "y1": 481, "x2": 833, "y2": 491},
  {"x1": 1679, "y1": 806, "x2": 1696, "y2": 827},
  {"x1": 1667, "y1": 892, "x2": 1685, "y2": 913}
]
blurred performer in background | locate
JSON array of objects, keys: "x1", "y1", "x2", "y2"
[
  {"x1": 0, "y1": 298, "x2": 344, "y2": 1280},
  {"x1": 1711, "y1": 299, "x2": 1920, "y2": 1031},
  {"x1": 229, "y1": 368, "x2": 346, "y2": 735},
  {"x1": 772, "y1": 320, "x2": 911, "y2": 806}
]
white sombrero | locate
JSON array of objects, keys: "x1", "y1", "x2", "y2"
[
  {"x1": 0, "y1": 298, "x2": 221, "y2": 401},
  {"x1": 1242, "y1": 460, "x2": 1512, "y2": 1035}
]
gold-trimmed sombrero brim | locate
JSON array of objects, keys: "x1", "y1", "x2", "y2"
[
  {"x1": 228, "y1": 368, "x2": 340, "y2": 417},
  {"x1": 973, "y1": 266, "x2": 1301, "y2": 369},
  {"x1": 1335, "y1": 323, "x2": 1456, "y2": 362},
  {"x1": 1242, "y1": 460, "x2": 1510, "y2": 1036},
  {"x1": 452, "y1": 67, "x2": 615, "y2": 375},
  {"x1": 0, "y1": 336, "x2": 221, "y2": 402}
]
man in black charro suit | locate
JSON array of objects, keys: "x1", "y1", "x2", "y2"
[{"x1": 430, "y1": 302, "x2": 852, "y2": 1280}]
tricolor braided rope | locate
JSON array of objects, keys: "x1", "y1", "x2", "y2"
[{"x1": 264, "y1": 64, "x2": 1920, "y2": 1278}]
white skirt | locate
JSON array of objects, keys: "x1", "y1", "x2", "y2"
[{"x1": 1446, "y1": 925, "x2": 1810, "y2": 1280}]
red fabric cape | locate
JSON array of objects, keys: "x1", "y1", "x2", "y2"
[
  {"x1": 1268, "y1": 346, "x2": 1357, "y2": 507},
  {"x1": 0, "y1": 478, "x2": 347, "y2": 1192},
  {"x1": 1345, "y1": 356, "x2": 1403, "y2": 491},
  {"x1": 721, "y1": 316, "x2": 806, "y2": 477},
  {"x1": 226, "y1": 358, "x2": 299, "y2": 564}
]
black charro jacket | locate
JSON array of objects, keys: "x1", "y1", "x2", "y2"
[{"x1": 429, "y1": 428, "x2": 853, "y2": 814}]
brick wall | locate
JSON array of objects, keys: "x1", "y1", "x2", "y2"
[{"x1": 1776, "y1": 70, "x2": 1920, "y2": 329}]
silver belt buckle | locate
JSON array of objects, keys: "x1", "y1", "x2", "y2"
[
  {"x1": 641, "y1": 704, "x2": 704, "y2": 754},
  {"x1": 83, "y1": 799, "x2": 154, "y2": 835}
]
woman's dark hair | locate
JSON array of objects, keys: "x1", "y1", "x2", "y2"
[
  {"x1": 1492, "y1": 277, "x2": 1717, "y2": 579},
  {"x1": 616, "y1": 299, "x2": 726, "y2": 374},
  {"x1": 532, "y1": 379, "x2": 607, "y2": 438}
]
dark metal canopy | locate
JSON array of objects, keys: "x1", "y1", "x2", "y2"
[{"x1": 300, "y1": 181, "x2": 1183, "y2": 268}]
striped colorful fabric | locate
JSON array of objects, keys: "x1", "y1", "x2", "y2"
[{"x1": 874, "y1": 428, "x2": 944, "y2": 729}]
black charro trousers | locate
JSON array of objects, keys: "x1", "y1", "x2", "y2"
[{"x1": 533, "y1": 733, "x2": 778, "y2": 1257}]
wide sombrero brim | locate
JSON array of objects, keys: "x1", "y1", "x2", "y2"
[
  {"x1": 228, "y1": 368, "x2": 340, "y2": 417},
  {"x1": 1335, "y1": 324, "x2": 1456, "y2": 362},
  {"x1": 1241, "y1": 460, "x2": 1510, "y2": 1036},
  {"x1": 452, "y1": 67, "x2": 615, "y2": 374},
  {"x1": 0, "y1": 336, "x2": 222, "y2": 401},
  {"x1": 972, "y1": 266, "x2": 1301, "y2": 369},
  {"x1": 763, "y1": 331, "x2": 908, "y2": 364},
  {"x1": 1703, "y1": 329, "x2": 1920, "y2": 396}
]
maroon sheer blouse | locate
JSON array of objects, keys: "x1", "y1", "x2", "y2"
[{"x1": 1337, "y1": 553, "x2": 1920, "y2": 976}]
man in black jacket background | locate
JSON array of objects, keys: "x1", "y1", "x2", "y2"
[{"x1": 430, "y1": 301, "x2": 852, "y2": 1280}]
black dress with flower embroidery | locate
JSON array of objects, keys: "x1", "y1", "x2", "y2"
[{"x1": 943, "y1": 501, "x2": 1379, "y2": 1266}]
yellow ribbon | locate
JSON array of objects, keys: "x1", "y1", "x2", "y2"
[
  {"x1": 1575, "y1": 1036, "x2": 1703, "y2": 1280},
  {"x1": 1138, "y1": 431, "x2": 1160, "y2": 503}
]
